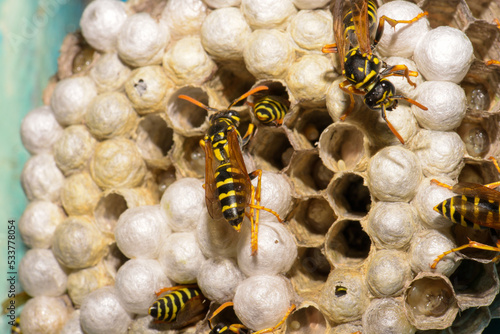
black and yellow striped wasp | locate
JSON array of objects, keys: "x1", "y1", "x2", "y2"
[
  {"x1": 323, "y1": 0, "x2": 428, "y2": 144},
  {"x1": 179, "y1": 87, "x2": 283, "y2": 255},
  {"x1": 148, "y1": 285, "x2": 208, "y2": 328},
  {"x1": 246, "y1": 86, "x2": 289, "y2": 126},
  {"x1": 208, "y1": 301, "x2": 296, "y2": 334},
  {"x1": 430, "y1": 157, "x2": 500, "y2": 269},
  {"x1": 10, "y1": 317, "x2": 21, "y2": 334}
]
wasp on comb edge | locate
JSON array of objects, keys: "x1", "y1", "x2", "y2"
[
  {"x1": 178, "y1": 86, "x2": 283, "y2": 255},
  {"x1": 323, "y1": 0, "x2": 428, "y2": 144},
  {"x1": 430, "y1": 156, "x2": 500, "y2": 269},
  {"x1": 148, "y1": 285, "x2": 208, "y2": 328},
  {"x1": 208, "y1": 301, "x2": 296, "y2": 334}
]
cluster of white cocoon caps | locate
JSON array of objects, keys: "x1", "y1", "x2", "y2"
[{"x1": 16, "y1": 0, "x2": 487, "y2": 332}]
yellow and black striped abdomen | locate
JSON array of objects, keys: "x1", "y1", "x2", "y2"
[
  {"x1": 149, "y1": 287, "x2": 200, "y2": 322},
  {"x1": 10, "y1": 317, "x2": 21, "y2": 334},
  {"x1": 215, "y1": 162, "x2": 248, "y2": 229},
  {"x1": 342, "y1": 0, "x2": 378, "y2": 47},
  {"x1": 435, "y1": 195, "x2": 500, "y2": 230},
  {"x1": 254, "y1": 96, "x2": 288, "y2": 125}
]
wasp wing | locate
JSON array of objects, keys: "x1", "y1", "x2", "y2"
[
  {"x1": 204, "y1": 139, "x2": 223, "y2": 220},
  {"x1": 350, "y1": 0, "x2": 372, "y2": 54},
  {"x1": 452, "y1": 182, "x2": 500, "y2": 203},
  {"x1": 170, "y1": 295, "x2": 208, "y2": 329},
  {"x1": 332, "y1": 0, "x2": 348, "y2": 72},
  {"x1": 227, "y1": 129, "x2": 252, "y2": 208}
]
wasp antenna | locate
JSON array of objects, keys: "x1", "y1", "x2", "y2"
[
  {"x1": 393, "y1": 95, "x2": 428, "y2": 110},
  {"x1": 178, "y1": 95, "x2": 218, "y2": 112},
  {"x1": 228, "y1": 86, "x2": 269, "y2": 109}
]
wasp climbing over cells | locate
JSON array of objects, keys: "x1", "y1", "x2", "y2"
[
  {"x1": 148, "y1": 285, "x2": 208, "y2": 328},
  {"x1": 323, "y1": 0, "x2": 428, "y2": 144},
  {"x1": 430, "y1": 157, "x2": 500, "y2": 269},
  {"x1": 178, "y1": 87, "x2": 283, "y2": 255},
  {"x1": 208, "y1": 301, "x2": 296, "y2": 334}
]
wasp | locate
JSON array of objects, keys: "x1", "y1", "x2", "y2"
[
  {"x1": 430, "y1": 157, "x2": 500, "y2": 269},
  {"x1": 178, "y1": 87, "x2": 283, "y2": 255},
  {"x1": 323, "y1": 0, "x2": 428, "y2": 144},
  {"x1": 246, "y1": 87, "x2": 289, "y2": 126},
  {"x1": 208, "y1": 301, "x2": 296, "y2": 334},
  {"x1": 148, "y1": 285, "x2": 208, "y2": 328},
  {"x1": 10, "y1": 317, "x2": 21, "y2": 334}
]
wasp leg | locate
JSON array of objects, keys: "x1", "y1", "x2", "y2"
[
  {"x1": 431, "y1": 239, "x2": 500, "y2": 269},
  {"x1": 379, "y1": 104, "x2": 405, "y2": 144},
  {"x1": 154, "y1": 284, "x2": 199, "y2": 297},
  {"x1": 391, "y1": 95, "x2": 427, "y2": 111},
  {"x1": 430, "y1": 179, "x2": 453, "y2": 190},
  {"x1": 247, "y1": 169, "x2": 284, "y2": 256},
  {"x1": 379, "y1": 64, "x2": 418, "y2": 87},
  {"x1": 339, "y1": 81, "x2": 365, "y2": 121},
  {"x1": 322, "y1": 43, "x2": 338, "y2": 53},
  {"x1": 486, "y1": 60, "x2": 500, "y2": 66},
  {"x1": 209, "y1": 301, "x2": 235, "y2": 327},
  {"x1": 373, "y1": 12, "x2": 429, "y2": 48},
  {"x1": 252, "y1": 304, "x2": 296, "y2": 334},
  {"x1": 241, "y1": 123, "x2": 256, "y2": 147}
]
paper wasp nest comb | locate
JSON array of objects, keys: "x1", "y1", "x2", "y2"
[{"x1": 16, "y1": 0, "x2": 500, "y2": 333}]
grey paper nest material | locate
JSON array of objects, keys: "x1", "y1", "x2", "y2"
[{"x1": 17, "y1": 0, "x2": 500, "y2": 333}]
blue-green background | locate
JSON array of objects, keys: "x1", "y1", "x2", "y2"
[
  {"x1": 0, "y1": 1, "x2": 499, "y2": 334},
  {"x1": 0, "y1": 0, "x2": 84, "y2": 332}
]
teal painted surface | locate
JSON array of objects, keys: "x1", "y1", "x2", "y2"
[{"x1": 0, "y1": 0, "x2": 83, "y2": 332}]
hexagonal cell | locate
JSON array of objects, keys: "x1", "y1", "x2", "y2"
[
  {"x1": 154, "y1": 165, "x2": 177, "y2": 195},
  {"x1": 461, "y1": 61, "x2": 500, "y2": 114},
  {"x1": 287, "y1": 108, "x2": 332, "y2": 150},
  {"x1": 465, "y1": 0, "x2": 500, "y2": 19},
  {"x1": 404, "y1": 273, "x2": 458, "y2": 331},
  {"x1": 288, "y1": 151, "x2": 334, "y2": 197},
  {"x1": 209, "y1": 63, "x2": 256, "y2": 105},
  {"x1": 458, "y1": 157, "x2": 499, "y2": 183},
  {"x1": 288, "y1": 197, "x2": 336, "y2": 247},
  {"x1": 465, "y1": 21, "x2": 500, "y2": 60},
  {"x1": 325, "y1": 219, "x2": 371, "y2": 267},
  {"x1": 450, "y1": 260, "x2": 499, "y2": 309},
  {"x1": 457, "y1": 120, "x2": 492, "y2": 157},
  {"x1": 285, "y1": 302, "x2": 327, "y2": 334},
  {"x1": 94, "y1": 192, "x2": 127, "y2": 236},
  {"x1": 136, "y1": 114, "x2": 174, "y2": 166},
  {"x1": 327, "y1": 172, "x2": 371, "y2": 219},
  {"x1": 58, "y1": 32, "x2": 98, "y2": 79},
  {"x1": 166, "y1": 85, "x2": 210, "y2": 136},
  {"x1": 94, "y1": 188, "x2": 157, "y2": 235},
  {"x1": 249, "y1": 127, "x2": 293, "y2": 172},
  {"x1": 318, "y1": 122, "x2": 370, "y2": 173},
  {"x1": 173, "y1": 135, "x2": 206, "y2": 178},
  {"x1": 290, "y1": 247, "x2": 330, "y2": 299},
  {"x1": 447, "y1": 306, "x2": 491, "y2": 334},
  {"x1": 247, "y1": 79, "x2": 291, "y2": 124},
  {"x1": 421, "y1": 0, "x2": 469, "y2": 29}
]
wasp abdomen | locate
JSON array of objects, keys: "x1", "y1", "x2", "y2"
[
  {"x1": 435, "y1": 195, "x2": 500, "y2": 230},
  {"x1": 215, "y1": 163, "x2": 247, "y2": 229},
  {"x1": 149, "y1": 287, "x2": 200, "y2": 322}
]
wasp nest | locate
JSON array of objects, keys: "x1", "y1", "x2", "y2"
[{"x1": 17, "y1": 0, "x2": 500, "y2": 333}]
